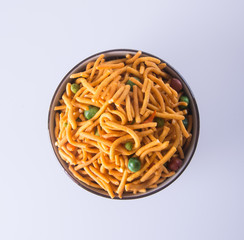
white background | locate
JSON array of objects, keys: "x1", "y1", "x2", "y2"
[{"x1": 1, "y1": 0, "x2": 243, "y2": 239}]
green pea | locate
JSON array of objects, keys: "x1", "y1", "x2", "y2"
[
  {"x1": 71, "y1": 83, "x2": 80, "y2": 94},
  {"x1": 84, "y1": 106, "x2": 100, "y2": 120},
  {"x1": 182, "y1": 118, "x2": 188, "y2": 128},
  {"x1": 95, "y1": 129, "x2": 100, "y2": 136},
  {"x1": 154, "y1": 117, "x2": 164, "y2": 128},
  {"x1": 179, "y1": 95, "x2": 189, "y2": 110},
  {"x1": 128, "y1": 157, "x2": 141, "y2": 172},
  {"x1": 64, "y1": 122, "x2": 68, "y2": 127},
  {"x1": 126, "y1": 77, "x2": 141, "y2": 90},
  {"x1": 125, "y1": 142, "x2": 133, "y2": 151}
]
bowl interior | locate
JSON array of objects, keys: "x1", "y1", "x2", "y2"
[{"x1": 48, "y1": 49, "x2": 200, "y2": 199}]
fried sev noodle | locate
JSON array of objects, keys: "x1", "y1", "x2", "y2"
[{"x1": 54, "y1": 51, "x2": 193, "y2": 198}]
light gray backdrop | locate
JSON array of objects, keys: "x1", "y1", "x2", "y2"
[{"x1": 0, "y1": 0, "x2": 243, "y2": 239}]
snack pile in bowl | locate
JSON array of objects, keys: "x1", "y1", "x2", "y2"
[{"x1": 54, "y1": 51, "x2": 192, "y2": 198}]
